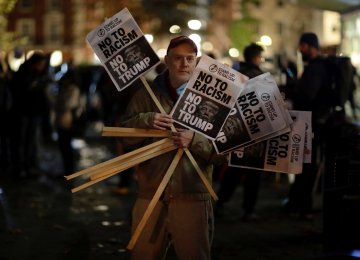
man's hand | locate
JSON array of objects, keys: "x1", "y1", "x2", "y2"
[
  {"x1": 153, "y1": 113, "x2": 173, "y2": 130},
  {"x1": 171, "y1": 128, "x2": 194, "y2": 148}
]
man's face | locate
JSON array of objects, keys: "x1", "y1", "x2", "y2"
[
  {"x1": 223, "y1": 116, "x2": 241, "y2": 136},
  {"x1": 125, "y1": 46, "x2": 144, "y2": 64},
  {"x1": 253, "y1": 54, "x2": 263, "y2": 66},
  {"x1": 165, "y1": 43, "x2": 197, "y2": 88},
  {"x1": 298, "y1": 43, "x2": 311, "y2": 62},
  {"x1": 33, "y1": 60, "x2": 47, "y2": 74},
  {"x1": 199, "y1": 101, "x2": 219, "y2": 122}
]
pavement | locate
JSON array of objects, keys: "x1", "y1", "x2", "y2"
[{"x1": 0, "y1": 121, "x2": 359, "y2": 260}]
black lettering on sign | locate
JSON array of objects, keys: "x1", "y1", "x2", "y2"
[
  {"x1": 266, "y1": 133, "x2": 289, "y2": 165},
  {"x1": 237, "y1": 91, "x2": 265, "y2": 134},
  {"x1": 193, "y1": 71, "x2": 231, "y2": 104}
]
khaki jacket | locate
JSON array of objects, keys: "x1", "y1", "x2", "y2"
[{"x1": 121, "y1": 72, "x2": 225, "y2": 200}]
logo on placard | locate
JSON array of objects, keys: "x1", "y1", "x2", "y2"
[
  {"x1": 209, "y1": 64, "x2": 218, "y2": 73},
  {"x1": 261, "y1": 93, "x2": 270, "y2": 101},
  {"x1": 97, "y1": 28, "x2": 106, "y2": 37},
  {"x1": 292, "y1": 134, "x2": 301, "y2": 143}
]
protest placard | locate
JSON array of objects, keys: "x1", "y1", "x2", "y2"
[
  {"x1": 86, "y1": 8, "x2": 160, "y2": 91},
  {"x1": 171, "y1": 55, "x2": 247, "y2": 140},
  {"x1": 228, "y1": 110, "x2": 307, "y2": 174},
  {"x1": 213, "y1": 72, "x2": 291, "y2": 154}
]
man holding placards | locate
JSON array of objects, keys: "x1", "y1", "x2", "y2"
[{"x1": 121, "y1": 35, "x2": 221, "y2": 260}]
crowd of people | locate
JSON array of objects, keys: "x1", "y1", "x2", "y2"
[
  {"x1": 0, "y1": 52, "x2": 51, "y2": 179},
  {"x1": 0, "y1": 32, "x2": 359, "y2": 260},
  {"x1": 0, "y1": 52, "x2": 94, "y2": 179}
]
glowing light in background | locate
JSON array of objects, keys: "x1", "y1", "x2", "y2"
[
  {"x1": 351, "y1": 52, "x2": 360, "y2": 67},
  {"x1": 202, "y1": 41, "x2": 214, "y2": 52},
  {"x1": 145, "y1": 34, "x2": 154, "y2": 44},
  {"x1": 229, "y1": 48, "x2": 240, "y2": 58},
  {"x1": 187, "y1": 19, "x2": 202, "y2": 30},
  {"x1": 93, "y1": 53, "x2": 101, "y2": 64},
  {"x1": 157, "y1": 48, "x2": 167, "y2": 58},
  {"x1": 26, "y1": 50, "x2": 44, "y2": 59},
  {"x1": 260, "y1": 35, "x2": 272, "y2": 46},
  {"x1": 93, "y1": 205, "x2": 109, "y2": 211},
  {"x1": 50, "y1": 50, "x2": 63, "y2": 67},
  {"x1": 7, "y1": 49, "x2": 25, "y2": 72},
  {"x1": 169, "y1": 25, "x2": 181, "y2": 34},
  {"x1": 350, "y1": 249, "x2": 360, "y2": 258},
  {"x1": 189, "y1": 33, "x2": 202, "y2": 56}
]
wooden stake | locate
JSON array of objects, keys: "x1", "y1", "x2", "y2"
[
  {"x1": 127, "y1": 148, "x2": 184, "y2": 250},
  {"x1": 87, "y1": 145, "x2": 177, "y2": 183},
  {"x1": 71, "y1": 144, "x2": 177, "y2": 193},
  {"x1": 102, "y1": 127, "x2": 171, "y2": 137},
  {"x1": 64, "y1": 138, "x2": 172, "y2": 181},
  {"x1": 183, "y1": 148, "x2": 218, "y2": 200},
  {"x1": 88, "y1": 140, "x2": 177, "y2": 180}
]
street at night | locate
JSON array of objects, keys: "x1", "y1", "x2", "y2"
[{"x1": 1, "y1": 122, "x2": 358, "y2": 260}]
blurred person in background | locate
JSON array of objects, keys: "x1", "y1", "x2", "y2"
[
  {"x1": 8, "y1": 52, "x2": 50, "y2": 179},
  {"x1": 97, "y1": 69, "x2": 141, "y2": 195},
  {"x1": 54, "y1": 69, "x2": 84, "y2": 175},
  {"x1": 0, "y1": 55, "x2": 12, "y2": 177},
  {"x1": 283, "y1": 32, "x2": 333, "y2": 218},
  {"x1": 216, "y1": 42, "x2": 265, "y2": 221}
]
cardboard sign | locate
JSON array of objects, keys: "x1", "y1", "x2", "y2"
[
  {"x1": 229, "y1": 110, "x2": 308, "y2": 174},
  {"x1": 86, "y1": 8, "x2": 160, "y2": 91},
  {"x1": 213, "y1": 73, "x2": 291, "y2": 154},
  {"x1": 171, "y1": 55, "x2": 247, "y2": 140}
]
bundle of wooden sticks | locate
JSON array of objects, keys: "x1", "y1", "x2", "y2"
[{"x1": 64, "y1": 127, "x2": 174, "y2": 193}]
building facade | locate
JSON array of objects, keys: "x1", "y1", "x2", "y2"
[
  {"x1": 341, "y1": 6, "x2": 360, "y2": 70},
  {"x1": 5, "y1": 0, "x2": 343, "y2": 67},
  {"x1": 6, "y1": 0, "x2": 130, "y2": 64}
]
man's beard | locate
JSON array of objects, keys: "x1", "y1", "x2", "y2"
[{"x1": 301, "y1": 53, "x2": 310, "y2": 62}]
